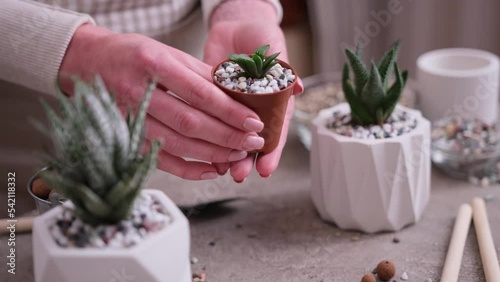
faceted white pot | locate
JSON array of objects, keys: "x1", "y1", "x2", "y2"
[
  {"x1": 32, "y1": 189, "x2": 191, "y2": 282},
  {"x1": 311, "y1": 103, "x2": 431, "y2": 233}
]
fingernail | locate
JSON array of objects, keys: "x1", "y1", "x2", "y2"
[
  {"x1": 234, "y1": 177, "x2": 246, "y2": 183},
  {"x1": 201, "y1": 172, "x2": 218, "y2": 180},
  {"x1": 243, "y1": 118, "x2": 264, "y2": 132},
  {"x1": 227, "y1": 150, "x2": 248, "y2": 162},
  {"x1": 243, "y1": 136, "x2": 265, "y2": 150},
  {"x1": 260, "y1": 174, "x2": 272, "y2": 178}
]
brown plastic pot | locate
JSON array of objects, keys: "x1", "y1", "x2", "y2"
[{"x1": 212, "y1": 59, "x2": 298, "y2": 153}]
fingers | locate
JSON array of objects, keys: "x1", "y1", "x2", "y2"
[
  {"x1": 214, "y1": 163, "x2": 230, "y2": 175},
  {"x1": 255, "y1": 97, "x2": 295, "y2": 177},
  {"x1": 229, "y1": 154, "x2": 256, "y2": 183},
  {"x1": 147, "y1": 89, "x2": 264, "y2": 151},
  {"x1": 143, "y1": 50, "x2": 264, "y2": 133},
  {"x1": 146, "y1": 115, "x2": 248, "y2": 163},
  {"x1": 156, "y1": 149, "x2": 219, "y2": 180},
  {"x1": 294, "y1": 77, "x2": 304, "y2": 95}
]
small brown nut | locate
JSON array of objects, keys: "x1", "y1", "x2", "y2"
[
  {"x1": 32, "y1": 178, "x2": 52, "y2": 200},
  {"x1": 360, "y1": 274, "x2": 376, "y2": 282},
  {"x1": 376, "y1": 260, "x2": 396, "y2": 281}
]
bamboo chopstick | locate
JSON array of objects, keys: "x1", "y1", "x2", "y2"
[
  {"x1": 441, "y1": 204, "x2": 473, "y2": 282},
  {"x1": 0, "y1": 216, "x2": 34, "y2": 234},
  {"x1": 471, "y1": 197, "x2": 500, "y2": 282}
]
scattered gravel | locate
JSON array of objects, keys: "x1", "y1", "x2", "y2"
[
  {"x1": 327, "y1": 109, "x2": 417, "y2": 139},
  {"x1": 392, "y1": 237, "x2": 400, "y2": 244},
  {"x1": 431, "y1": 117, "x2": 500, "y2": 185},
  {"x1": 214, "y1": 62, "x2": 295, "y2": 93},
  {"x1": 49, "y1": 193, "x2": 172, "y2": 248},
  {"x1": 400, "y1": 271, "x2": 409, "y2": 280},
  {"x1": 190, "y1": 257, "x2": 199, "y2": 264}
]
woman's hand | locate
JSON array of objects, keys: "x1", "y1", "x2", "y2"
[
  {"x1": 59, "y1": 24, "x2": 267, "y2": 180},
  {"x1": 204, "y1": 20, "x2": 304, "y2": 182}
]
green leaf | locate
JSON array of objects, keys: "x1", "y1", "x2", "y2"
[
  {"x1": 402, "y1": 70, "x2": 408, "y2": 86},
  {"x1": 345, "y1": 48, "x2": 368, "y2": 95},
  {"x1": 384, "y1": 63, "x2": 404, "y2": 117},
  {"x1": 93, "y1": 76, "x2": 130, "y2": 171},
  {"x1": 262, "y1": 52, "x2": 280, "y2": 70},
  {"x1": 342, "y1": 63, "x2": 372, "y2": 125},
  {"x1": 254, "y1": 44, "x2": 270, "y2": 59},
  {"x1": 378, "y1": 40, "x2": 400, "y2": 87},
  {"x1": 252, "y1": 54, "x2": 263, "y2": 74},
  {"x1": 360, "y1": 61, "x2": 385, "y2": 109},
  {"x1": 129, "y1": 80, "x2": 155, "y2": 160}
]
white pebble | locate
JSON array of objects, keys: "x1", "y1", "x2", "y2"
[
  {"x1": 260, "y1": 79, "x2": 269, "y2": 87},
  {"x1": 253, "y1": 81, "x2": 261, "y2": 87},
  {"x1": 215, "y1": 69, "x2": 225, "y2": 75},
  {"x1": 269, "y1": 80, "x2": 277, "y2": 86},
  {"x1": 226, "y1": 67, "x2": 234, "y2": 73},
  {"x1": 272, "y1": 85, "x2": 280, "y2": 92},
  {"x1": 238, "y1": 77, "x2": 247, "y2": 82},
  {"x1": 269, "y1": 70, "x2": 279, "y2": 77},
  {"x1": 224, "y1": 78, "x2": 231, "y2": 84},
  {"x1": 287, "y1": 75, "x2": 296, "y2": 81},
  {"x1": 237, "y1": 82, "x2": 247, "y2": 90},
  {"x1": 400, "y1": 271, "x2": 408, "y2": 281},
  {"x1": 221, "y1": 73, "x2": 229, "y2": 78},
  {"x1": 264, "y1": 86, "x2": 273, "y2": 93}
]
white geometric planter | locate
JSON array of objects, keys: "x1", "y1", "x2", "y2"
[
  {"x1": 311, "y1": 103, "x2": 431, "y2": 233},
  {"x1": 32, "y1": 189, "x2": 191, "y2": 282}
]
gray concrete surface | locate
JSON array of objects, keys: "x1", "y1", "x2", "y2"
[{"x1": 2, "y1": 129, "x2": 500, "y2": 282}]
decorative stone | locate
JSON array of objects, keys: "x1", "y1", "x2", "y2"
[{"x1": 376, "y1": 260, "x2": 396, "y2": 281}]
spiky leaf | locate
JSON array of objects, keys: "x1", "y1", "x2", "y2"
[
  {"x1": 345, "y1": 48, "x2": 369, "y2": 95},
  {"x1": 37, "y1": 76, "x2": 161, "y2": 226},
  {"x1": 378, "y1": 40, "x2": 400, "y2": 87}
]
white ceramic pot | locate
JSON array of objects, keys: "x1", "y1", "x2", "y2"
[
  {"x1": 310, "y1": 103, "x2": 431, "y2": 233},
  {"x1": 417, "y1": 48, "x2": 499, "y2": 124},
  {"x1": 32, "y1": 189, "x2": 191, "y2": 282}
]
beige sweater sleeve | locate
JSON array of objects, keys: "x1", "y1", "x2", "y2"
[{"x1": 0, "y1": 0, "x2": 94, "y2": 95}]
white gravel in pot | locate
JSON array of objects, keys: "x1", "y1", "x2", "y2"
[
  {"x1": 214, "y1": 62, "x2": 295, "y2": 94},
  {"x1": 327, "y1": 109, "x2": 418, "y2": 139},
  {"x1": 49, "y1": 192, "x2": 172, "y2": 248}
]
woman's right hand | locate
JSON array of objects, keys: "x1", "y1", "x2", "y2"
[{"x1": 58, "y1": 24, "x2": 265, "y2": 180}]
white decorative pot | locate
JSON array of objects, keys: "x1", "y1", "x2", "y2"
[
  {"x1": 310, "y1": 103, "x2": 431, "y2": 233},
  {"x1": 32, "y1": 189, "x2": 191, "y2": 282}
]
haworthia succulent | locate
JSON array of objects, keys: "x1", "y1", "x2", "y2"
[
  {"x1": 38, "y1": 76, "x2": 161, "y2": 226},
  {"x1": 228, "y1": 44, "x2": 281, "y2": 79},
  {"x1": 342, "y1": 40, "x2": 408, "y2": 125}
]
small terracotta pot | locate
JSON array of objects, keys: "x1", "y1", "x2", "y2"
[{"x1": 212, "y1": 59, "x2": 298, "y2": 153}]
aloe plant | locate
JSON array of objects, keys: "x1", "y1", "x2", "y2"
[
  {"x1": 36, "y1": 77, "x2": 160, "y2": 226},
  {"x1": 228, "y1": 44, "x2": 280, "y2": 78},
  {"x1": 342, "y1": 40, "x2": 408, "y2": 125}
]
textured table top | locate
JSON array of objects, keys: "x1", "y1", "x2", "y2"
[{"x1": 2, "y1": 129, "x2": 500, "y2": 282}]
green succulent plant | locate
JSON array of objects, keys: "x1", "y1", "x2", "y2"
[
  {"x1": 342, "y1": 40, "x2": 408, "y2": 125},
  {"x1": 36, "y1": 77, "x2": 160, "y2": 226},
  {"x1": 228, "y1": 44, "x2": 280, "y2": 78}
]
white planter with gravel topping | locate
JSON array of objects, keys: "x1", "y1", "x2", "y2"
[
  {"x1": 32, "y1": 189, "x2": 191, "y2": 282},
  {"x1": 310, "y1": 103, "x2": 431, "y2": 233}
]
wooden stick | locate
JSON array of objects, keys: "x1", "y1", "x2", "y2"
[
  {"x1": 471, "y1": 197, "x2": 500, "y2": 281},
  {"x1": 0, "y1": 216, "x2": 34, "y2": 234},
  {"x1": 440, "y1": 204, "x2": 473, "y2": 282}
]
